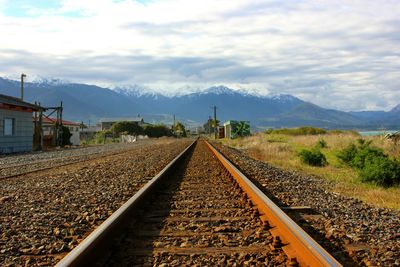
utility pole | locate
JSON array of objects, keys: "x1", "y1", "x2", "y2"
[
  {"x1": 20, "y1": 73, "x2": 26, "y2": 100},
  {"x1": 173, "y1": 114, "x2": 176, "y2": 134},
  {"x1": 208, "y1": 116, "x2": 212, "y2": 138},
  {"x1": 213, "y1": 105, "x2": 217, "y2": 139}
]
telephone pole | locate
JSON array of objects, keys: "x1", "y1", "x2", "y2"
[
  {"x1": 173, "y1": 114, "x2": 176, "y2": 133},
  {"x1": 213, "y1": 105, "x2": 217, "y2": 139},
  {"x1": 208, "y1": 116, "x2": 211, "y2": 138},
  {"x1": 20, "y1": 73, "x2": 26, "y2": 100}
]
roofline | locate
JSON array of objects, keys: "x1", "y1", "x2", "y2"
[{"x1": 0, "y1": 93, "x2": 42, "y2": 110}]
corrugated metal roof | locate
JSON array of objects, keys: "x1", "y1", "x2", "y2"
[
  {"x1": 43, "y1": 117, "x2": 81, "y2": 126},
  {"x1": 0, "y1": 94, "x2": 41, "y2": 110}
]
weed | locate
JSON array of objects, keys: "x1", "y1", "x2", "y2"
[{"x1": 316, "y1": 139, "x2": 327, "y2": 149}]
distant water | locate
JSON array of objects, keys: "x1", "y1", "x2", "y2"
[{"x1": 359, "y1": 130, "x2": 398, "y2": 136}]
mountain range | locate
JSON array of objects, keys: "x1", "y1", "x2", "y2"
[{"x1": 0, "y1": 77, "x2": 399, "y2": 130}]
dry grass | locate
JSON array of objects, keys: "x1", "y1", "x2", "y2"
[{"x1": 222, "y1": 132, "x2": 400, "y2": 210}]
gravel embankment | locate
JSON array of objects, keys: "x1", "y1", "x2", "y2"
[
  {"x1": 109, "y1": 141, "x2": 287, "y2": 266},
  {"x1": 0, "y1": 141, "x2": 154, "y2": 178},
  {"x1": 213, "y1": 142, "x2": 400, "y2": 267},
  {"x1": 0, "y1": 139, "x2": 192, "y2": 266}
]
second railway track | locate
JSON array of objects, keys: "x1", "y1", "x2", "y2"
[
  {"x1": 57, "y1": 140, "x2": 342, "y2": 266},
  {"x1": 0, "y1": 142, "x2": 152, "y2": 180}
]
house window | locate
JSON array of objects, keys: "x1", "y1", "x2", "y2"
[{"x1": 4, "y1": 118, "x2": 15, "y2": 136}]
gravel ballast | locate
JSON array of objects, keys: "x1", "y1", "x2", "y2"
[
  {"x1": 213, "y1": 141, "x2": 400, "y2": 266},
  {"x1": 0, "y1": 139, "x2": 192, "y2": 266},
  {"x1": 108, "y1": 141, "x2": 287, "y2": 266},
  {"x1": 0, "y1": 141, "x2": 154, "y2": 179}
]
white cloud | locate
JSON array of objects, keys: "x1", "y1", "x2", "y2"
[{"x1": 0, "y1": 0, "x2": 399, "y2": 110}]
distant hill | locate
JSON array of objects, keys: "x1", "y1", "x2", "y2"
[
  {"x1": 258, "y1": 102, "x2": 364, "y2": 128},
  {"x1": 0, "y1": 77, "x2": 399, "y2": 130},
  {"x1": 391, "y1": 104, "x2": 400, "y2": 113},
  {"x1": 0, "y1": 77, "x2": 145, "y2": 120}
]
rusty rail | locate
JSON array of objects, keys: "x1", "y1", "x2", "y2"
[
  {"x1": 205, "y1": 141, "x2": 342, "y2": 267},
  {"x1": 55, "y1": 140, "x2": 196, "y2": 267}
]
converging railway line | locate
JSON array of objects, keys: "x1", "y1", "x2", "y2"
[
  {"x1": 1, "y1": 138, "x2": 398, "y2": 266},
  {"x1": 0, "y1": 141, "x2": 153, "y2": 179},
  {"x1": 57, "y1": 140, "x2": 342, "y2": 266}
]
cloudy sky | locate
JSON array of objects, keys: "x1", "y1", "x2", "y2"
[{"x1": 0, "y1": 0, "x2": 399, "y2": 111}]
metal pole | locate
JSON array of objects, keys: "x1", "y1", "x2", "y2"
[{"x1": 20, "y1": 73, "x2": 26, "y2": 100}]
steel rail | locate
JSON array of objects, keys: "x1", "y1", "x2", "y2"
[
  {"x1": 205, "y1": 141, "x2": 342, "y2": 267},
  {"x1": 55, "y1": 140, "x2": 196, "y2": 267}
]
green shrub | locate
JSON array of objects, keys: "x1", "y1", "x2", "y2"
[
  {"x1": 298, "y1": 148, "x2": 328, "y2": 166},
  {"x1": 337, "y1": 139, "x2": 385, "y2": 169},
  {"x1": 359, "y1": 157, "x2": 400, "y2": 187},
  {"x1": 351, "y1": 146, "x2": 385, "y2": 169},
  {"x1": 144, "y1": 124, "x2": 172, "y2": 137},
  {"x1": 337, "y1": 139, "x2": 400, "y2": 187},
  {"x1": 110, "y1": 121, "x2": 143, "y2": 136},
  {"x1": 337, "y1": 143, "x2": 358, "y2": 165}
]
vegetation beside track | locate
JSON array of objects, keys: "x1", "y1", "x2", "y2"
[{"x1": 220, "y1": 129, "x2": 400, "y2": 210}]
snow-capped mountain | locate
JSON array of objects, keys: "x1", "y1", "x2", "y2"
[
  {"x1": 391, "y1": 104, "x2": 400, "y2": 113},
  {"x1": 1, "y1": 76, "x2": 399, "y2": 129}
]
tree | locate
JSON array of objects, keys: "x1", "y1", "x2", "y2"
[
  {"x1": 174, "y1": 122, "x2": 187, "y2": 137},
  {"x1": 143, "y1": 124, "x2": 172, "y2": 137},
  {"x1": 61, "y1": 126, "x2": 72, "y2": 146},
  {"x1": 232, "y1": 121, "x2": 250, "y2": 137},
  {"x1": 110, "y1": 121, "x2": 143, "y2": 136}
]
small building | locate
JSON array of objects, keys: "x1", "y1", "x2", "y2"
[
  {"x1": 80, "y1": 124, "x2": 101, "y2": 142},
  {"x1": 0, "y1": 94, "x2": 41, "y2": 153},
  {"x1": 40, "y1": 117, "x2": 82, "y2": 146},
  {"x1": 223, "y1": 120, "x2": 250, "y2": 139},
  {"x1": 100, "y1": 117, "x2": 145, "y2": 130}
]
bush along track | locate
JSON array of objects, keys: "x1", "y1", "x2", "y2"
[
  {"x1": 298, "y1": 148, "x2": 328, "y2": 167},
  {"x1": 298, "y1": 140, "x2": 328, "y2": 167},
  {"x1": 337, "y1": 139, "x2": 400, "y2": 187}
]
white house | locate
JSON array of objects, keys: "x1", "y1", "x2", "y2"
[{"x1": 40, "y1": 117, "x2": 82, "y2": 146}]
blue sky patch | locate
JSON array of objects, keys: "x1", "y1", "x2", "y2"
[{"x1": 3, "y1": 0, "x2": 61, "y2": 17}]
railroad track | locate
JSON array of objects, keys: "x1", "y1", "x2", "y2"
[
  {"x1": 0, "y1": 144, "x2": 149, "y2": 180},
  {"x1": 56, "y1": 140, "x2": 342, "y2": 266}
]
